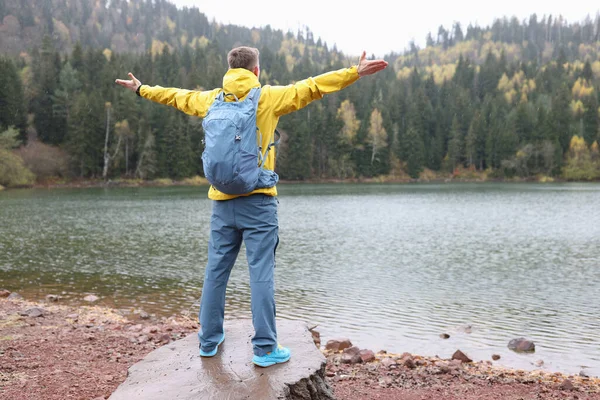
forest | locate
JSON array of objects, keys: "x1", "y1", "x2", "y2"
[{"x1": 0, "y1": 0, "x2": 599, "y2": 188}]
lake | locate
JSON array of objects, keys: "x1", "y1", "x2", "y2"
[{"x1": 1, "y1": 182, "x2": 599, "y2": 377}]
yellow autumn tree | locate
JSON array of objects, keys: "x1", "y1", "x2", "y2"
[
  {"x1": 562, "y1": 135, "x2": 600, "y2": 180},
  {"x1": 497, "y1": 71, "x2": 535, "y2": 104},
  {"x1": 591, "y1": 141, "x2": 599, "y2": 160},
  {"x1": 367, "y1": 109, "x2": 387, "y2": 164},
  {"x1": 337, "y1": 100, "x2": 360, "y2": 145},
  {"x1": 572, "y1": 78, "x2": 594, "y2": 99},
  {"x1": 0, "y1": 126, "x2": 35, "y2": 187},
  {"x1": 331, "y1": 100, "x2": 361, "y2": 179},
  {"x1": 570, "y1": 100, "x2": 585, "y2": 116}
]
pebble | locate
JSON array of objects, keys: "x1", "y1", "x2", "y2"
[
  {"x1": 128, "y1": 324, "x2": 143, "y2": 332},
  {"x1": 142, "y1": 326, "x2": 159, "y2": 334},
  {"x1": 45, "y1": 294, "x2": 61, "y2": 302},
  {"x1": 359, "y1": 349, "x2": 376, "y2": 363},
  {"x1": 20, "y1": 307, "x2": 46, "y2": 318},
  {"x1": 325, "y1": 338, "x2": 353, "y2": 352},
  {"x1": 137, "y1": 335, "x2": 150, "y2": 343},
  {"x1": 380, "y1": 357, "x2": 397, "y2": 368},
  {"x1": 83, "y1": 295, "x2": 99, "y2": 302},
  {"x1": 508, "y1": 337, "x2": 535, "y2": 353},
  {"x1": 534, "y1": 359, "x2": 544, "y2": 367},
  {"x1": 452, "y1": 349, "x2": 473, "y2": 363},
  {"x1": 559, "y1": 379, "x2": 575, "y2": 391}
]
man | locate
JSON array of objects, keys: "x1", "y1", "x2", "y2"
[{"x1": 115, "y1": 46, "x2": 388, "y2": 367}]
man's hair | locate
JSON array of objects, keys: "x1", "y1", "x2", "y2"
[{"x1": 227, "y1": 46, "x2": 259, "y2": 70}]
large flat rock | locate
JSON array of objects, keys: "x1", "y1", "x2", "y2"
[{"x1": 109, "y1": 319, "x2": 334, "y2": 400}]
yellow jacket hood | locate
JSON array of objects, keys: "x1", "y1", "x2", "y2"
[{"x1": 222, "y1": 68, "x2": 260, "y2": 99}]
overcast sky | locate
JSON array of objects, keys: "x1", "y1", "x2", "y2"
[{"x1": 170, "y1": 0, "x2": 599, "y2": 57}]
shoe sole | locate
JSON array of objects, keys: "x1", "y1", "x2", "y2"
[
  {"x1": 199, "y1": 334, "x2": 225, "y2": 357},
  {"x1": 252, "y1": 356, "x2": 291, "y2": 368}
]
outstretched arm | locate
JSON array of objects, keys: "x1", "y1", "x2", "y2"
[
  {"x1": 115, "y1": 72, "x2": 219, "y2": 117},
  {"x1": 269, "y1": 51, "x2": 388, "y2": 116}
]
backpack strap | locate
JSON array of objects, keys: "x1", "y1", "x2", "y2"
[
  {"x1": 218, "y1": 92, "x2": 239, "y2": 102},
  {"x1": 247, "y1": 87, "x2": 279, "y2": 169},
  {"x1": 258, "y1": 129, "x2": 281, "y2": 169},
  {"x1": 247, "y1": 87, "x2": 261, "y2": 106}
]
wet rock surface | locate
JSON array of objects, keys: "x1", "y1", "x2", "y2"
[
  {"x1": 325, "y1": 339, "x2": 352, "y2": 352},
  {"x1": 109, "y1": 319, "x2": 333, "y2": 400},
  {"x1": 508, "y1": 337, "x2": 536, "y2": 352},
  {"x1": 451, "y1": 349, "x2": 472, "y2": 363},
  {"x1": 19, "y1": 307, "x2": 46, "y2": 318}
]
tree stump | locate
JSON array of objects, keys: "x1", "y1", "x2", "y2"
[{"x1": 109, "y1": 319, "x2": 335, "y2": 400}]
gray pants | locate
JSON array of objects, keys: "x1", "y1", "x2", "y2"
[{"x1": 198, "y1": 194, "x2": 279, "y2": 356}]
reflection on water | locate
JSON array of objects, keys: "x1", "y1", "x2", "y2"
[{"x1": 1, "y1": 183, "x2": 599, "y2": 376}]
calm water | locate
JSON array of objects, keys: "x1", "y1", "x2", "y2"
[{"x1": 1, "y1": 183, "x2": 599, "y2": 376}]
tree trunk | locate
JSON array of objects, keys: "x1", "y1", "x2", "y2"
[{"x1": 103, "y1": 106, "x2": 111, "y2": 180}]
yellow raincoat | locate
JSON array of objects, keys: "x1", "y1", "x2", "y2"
[{"x1": 140, "y1": 66, "x2": 360, "y2": 200}]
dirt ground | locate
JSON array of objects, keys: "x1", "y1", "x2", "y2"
[{"x1": 1, "y1": 294, "x2": 599, "y2": 400}]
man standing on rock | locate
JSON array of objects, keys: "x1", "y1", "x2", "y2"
[{"x1": 115, "y1": 46, "x2": 388, "y2": 367}]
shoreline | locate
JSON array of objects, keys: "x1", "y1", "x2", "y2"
[
  {"x1": 1, "y1": 292, "x2": 599, "y2": 399},
  {"x1": 1, "y1": 175, "x2": 594, "y2": 192}
]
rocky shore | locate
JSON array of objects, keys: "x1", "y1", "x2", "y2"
[{"x1": 1, "y1": 291, "x2": 599, "y2": 400}]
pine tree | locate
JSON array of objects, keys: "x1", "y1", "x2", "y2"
[
  {"x1": 165, "y1": 114, "x2": 195, "y2": 179},
  {"x1": 402, "y1": 126, "x2": 425, "y2": 178},
  {"x1": 31, "y1": 36, "x2": 62, "y2": 144},
  {"x1": 447, "y1": 116, "x2": 463, "y2": 171},
  {"x1": 581, "y1": 93, "x2": 599, "y2": 145},
  {"x1": 514, "y1": 101, "x2": 534, "y2": 144},
  {"x1": 65, "y1": 92, "x2": 105, "y2": 177},
  {"x1": 550, "y1": 83, "x2": 573, "y2": 153},
  {"x1": 0, "y1": 58, "x2": 27, "y2": 141},
  {"x1": 52, "y1": 62, "x2": 82, "y2": 144}
]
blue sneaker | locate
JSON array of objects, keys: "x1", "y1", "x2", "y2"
[
  {"x1": 199, "y1": 333, "x2": 225, "y2": 357},
  {"x1": 252, "y1": 345, "x2": 291, "y2": 367}
]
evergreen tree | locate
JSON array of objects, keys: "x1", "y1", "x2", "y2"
[
  {"x1": 447, "y1": 116, "x2": 464, "y2": 171},
  {"x1": 31, "y1": 36, "x2": 62, "y2": 144},
  {"x1": 2, "y1": 6, "x2": 600, "y2": 182},
  {"x1": 52, "y1": 62, "x2": 82, "y2": 144},
  {"x1": 401, "y1": 126, "x2": 425, "y2": 178},
  {"x1": 550, "y1": 83, "x2": 573, "y2": 152},
  {"x1": 165, "y1": 114, "x2": 195, "y2": 179},
  {"x1": 65, "y1": 92, "x2": 105, "y2": 177},
  {"x1": 513, "y1": 101, "x2": 534, "y2": 144},
  {"x1": 581, "y1": 93, "x2": 599, "y2": 144},
  {"x1": 0, "y1": 58, "x2": 27, "y2": 141}
]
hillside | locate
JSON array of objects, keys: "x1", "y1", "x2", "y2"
[
  {"x1": 0, "y1": 0, "x2": 347, "y2": 69},
  {"x1": 0, "y1": 1, "x2": 599, "y2": 186}
]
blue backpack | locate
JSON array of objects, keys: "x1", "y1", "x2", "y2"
[{"x1": 201, "y1": 87, "x2": 280, "y2": 195}]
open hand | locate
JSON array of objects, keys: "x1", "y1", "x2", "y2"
[
  {"x1": 357, "y1": 51, "x2": 388, "y2": 77},
  {"x1": 115, "y1": 72, "x2": 142, "y2": 92}
]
